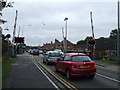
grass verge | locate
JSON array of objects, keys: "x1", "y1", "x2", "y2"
[{"x1": 2, "y1": 57, "x2": 16, "y2": 83}]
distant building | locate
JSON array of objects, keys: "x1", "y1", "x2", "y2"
[
  {"x1": 42, "y1": 39, "x2": 76, "y2": 51},
  {"x1": 92, "y1": 39, "x2": 117, "y2": 59}
]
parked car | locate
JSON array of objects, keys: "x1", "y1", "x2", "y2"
[
  {"x1": 54, "y1": 53, "x2": 96, "y2": 79},
  {"x1": 43, "y1": 51, "x2": 61, "y2": 65},
  {"x1": 54, "y1": 49, "x2": 63, "y2": 54}
]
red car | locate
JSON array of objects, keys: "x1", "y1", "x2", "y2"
[{"x1": 54, "y1": 53, "x2": 96, "y2": 79}]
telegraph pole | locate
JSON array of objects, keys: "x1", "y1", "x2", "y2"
[{"x1": 117, "y1": 0, "x2": 120, "y2": 64}]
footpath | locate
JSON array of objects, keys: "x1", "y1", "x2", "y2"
[
  {"x1": 95, "y1": 60, "x2": 119, "y2": 72},
  {"x1": 2, "y1": 53, "x2": 55, "y2": 89}
]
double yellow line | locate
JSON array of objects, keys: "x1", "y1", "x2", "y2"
[{"x1": 32, "y1": 56, "x2": 78, "y2": 90}]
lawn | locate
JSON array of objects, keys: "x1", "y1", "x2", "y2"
[{"x1": 2, "y1": 57, "x2": 16, "y2": 83}]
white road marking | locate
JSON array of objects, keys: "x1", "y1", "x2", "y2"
[
  {"x1": 31, "y1": 59, "x2": 60, "y2": 90},
  {"x1": 96, "y1": 73, "x2": 120, "y2": 83}
]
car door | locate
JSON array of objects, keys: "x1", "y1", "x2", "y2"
[
  {"x1": 57, "y1": 55, "x2": 65, "y2": 72},
  {"x1": 61, "y1": 55, "x2": 71, "y2": 73}
]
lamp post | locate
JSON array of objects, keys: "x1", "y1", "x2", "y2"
[{"x1": 64, "y1": 17, "x2": 68, "y2": 52}]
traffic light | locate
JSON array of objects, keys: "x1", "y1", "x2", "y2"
[
  {"x1": 88, "y1": 40, "x2": 96, "y2": 45},
  {"x1": 14, "y1": 37, "x2": 24, "y2": 43}
]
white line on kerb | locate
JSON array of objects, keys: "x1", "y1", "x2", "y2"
[
  {"x1": 31, "y1": 59, "x2": 60, "y2": 89},
  {"x1": 97, "y1": 73, "x2": 120, "y2": 83}
]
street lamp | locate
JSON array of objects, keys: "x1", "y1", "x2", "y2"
[
  {"x1": 64, "y1": 17, "x2": 68, "y2": 52},
  {"x1": 64, "y1": 17, "x2": 68, "y2": 39}
]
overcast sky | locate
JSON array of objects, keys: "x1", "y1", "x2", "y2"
[{"x1": 2, "y1": 0, "x2": 118, "y2": 46}]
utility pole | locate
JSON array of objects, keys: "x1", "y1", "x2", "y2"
[{"x1": 117, "y1": 0, "x2": 120, "y2": 64}]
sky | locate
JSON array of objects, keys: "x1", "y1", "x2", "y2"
[{"x1": 2, "y1": 0, "x2": 118, "y2": 46}]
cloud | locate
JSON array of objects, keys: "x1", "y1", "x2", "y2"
[{"x1": 2, "y1": 1, "x2": 117, "y2": 46}]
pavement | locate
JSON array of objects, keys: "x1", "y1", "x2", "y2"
[
  {"x1": 2, "y1": 53, "x2": 56, "y2": 89},
  {"x1": 94, "y1": 60, "x2": 119, "y2": 72}
]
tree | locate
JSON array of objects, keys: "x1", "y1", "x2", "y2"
[
  {"x1": 98, "y1": 37, "x2": 109, "y2": 40},
  {"x1": 85, "y1": 36, "x2": 93, "y2": 41},
  {"x1": 109, "y1": 29, "x2": 118, "y2": 39},
  {"x1": 77, "y1": 40, "x2": 86, "y2": 45}
]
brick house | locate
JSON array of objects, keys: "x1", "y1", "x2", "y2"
[{"x1": 42, "y1": 39, "x2": 75, "y2": 51}]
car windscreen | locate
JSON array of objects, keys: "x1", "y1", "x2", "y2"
[
  {"x1": 71, "y1": 56, "x2": 92, "y2": 62},
  {"x1": 49, "y1": 53, "x2": 60, "y2": 57}
]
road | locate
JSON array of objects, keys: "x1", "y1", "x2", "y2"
[
  {"x1": 33, "y1": 53, "x2": 119, "y2": 89},
  {"x1": 3, "y1": 52, "x2": 119, "y2": 90}
]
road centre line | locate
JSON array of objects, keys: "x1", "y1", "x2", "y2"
[
  {"x1": 34, "y1": 55, "x2": 77, "y2": 89},
  {"x1": 31, "y1": 56, "x2": 78, "y2": 90},
  {"x1": 31, "y1": 58, "x2": 60, "y2": 89},
  {"x1": 37, "y1": 61, "x2": 78, "y2": 90},
  {"x1": 38, "y1": 62, "x2": 72, "y2": 89},
  {"x1": 96, "y1": 73, "x2": 120, "y2": 83}
]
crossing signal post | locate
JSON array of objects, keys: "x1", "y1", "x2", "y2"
[
  {"x1": 88, "y1": 40, "x2": 96, "y2": 45},
  {"x1": 14, "y1": 37, "x2": 24, "y2": 43},
  {"x1": 90, "y1": 11, "x2": 96, "y2": 60}
]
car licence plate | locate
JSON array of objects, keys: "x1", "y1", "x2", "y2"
[{"x1": 80, "y1": 65, "x2": 90, "y2": 68}]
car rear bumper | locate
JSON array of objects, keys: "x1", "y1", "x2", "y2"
[{"x1": 71, "y1": 70, "x2": 96, "y2": 76}]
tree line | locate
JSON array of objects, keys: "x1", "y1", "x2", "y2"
[{"x1": 77, "y1": 29, "x2": 118, "y2": 45}]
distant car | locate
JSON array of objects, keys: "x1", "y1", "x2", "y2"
[
  {"x1": 32, "y1": 49, "x2": 39, "y2": 55},
  {"x1": 54, "y1": 49, "x2": 63, "y2": 54},
  {"x1": 39, "y1": 50, "x2": 43, "y2": 54},
  {"x1": 43, "y1": 51, "x2": 61, "y2": 65},
  {"x1": 54, "y1": 53, "x2": 96, "y2": 79}
]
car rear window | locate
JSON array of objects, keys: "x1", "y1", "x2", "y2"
[
  {"x1": 71, "y1": 56, "x2": 92, "y2": 62},
  {"x1": 50, "y1": 53, "x2": 60, "y2": 57}
]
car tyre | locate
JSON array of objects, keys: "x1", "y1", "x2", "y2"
[
  {"x1": 89, "y1": 75, "x2": 95, "y2": 79},
  {"x1": 66, "y1": 70, "x2": 71, "y2": 79}
]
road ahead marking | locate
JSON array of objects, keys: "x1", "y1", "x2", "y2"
[
  {"x1": 96, "y1": 73, "x2": 120, "y2": 83},
  {"x1": 31, "y1": 58, "x2": 60, "y2": 89}
]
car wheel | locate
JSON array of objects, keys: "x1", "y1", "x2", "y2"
[
  {"x1": 89, "y1": 75, "x2": 95, "y2": 79},
  {"x1": 66, "y1": 70, "x2": 71, "y2": 79}
]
